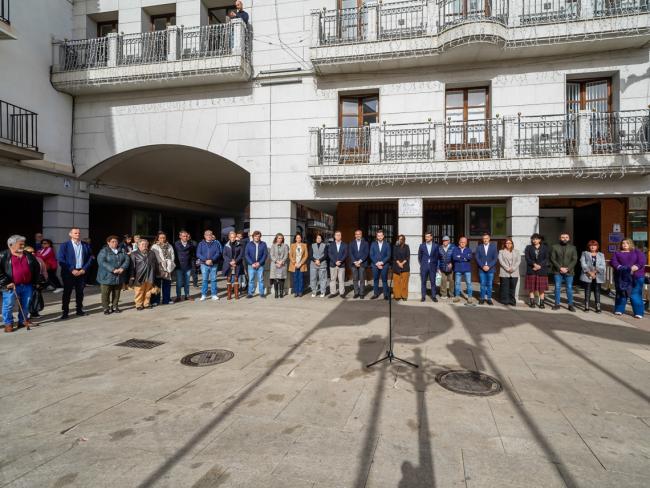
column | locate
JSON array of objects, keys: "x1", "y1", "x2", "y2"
[
  {"x1": 106, "y1": 33, "x2": 118, "y2": 67},
  {"x1": 249, "y1": 200, "x2": 297, "y2": 243},
  {"x1": 577, "y1": 111, "x2": 593, "y2": 157},
  {"x1": 311, "y1": 10, "x2": 322, "y2": 47},
  {"x1": 434, "y1": 123, "x2": 446, "y2": 161},
  {"x1": 42, "y1": 193, "x2": 90, "y2": 248},
  {"x1": 398, "y1": 198, "x2": 423, "y2": 297},
  {"x1": 507, "y1": 196, "x2": 539, "y2": 298},
  {"x1": 366, "y1": 4, "x2": 379, "y2": 41},
  {"x1": 167, "y1": 26, "x2": 180, "y2": 62}
]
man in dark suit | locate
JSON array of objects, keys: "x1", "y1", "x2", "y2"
[
  {"x1": 475, "y1": 232, "x2": 498, "y2": 305},
  {"x1": 349, "y1": 229, "x2": 369, "y2": 299},
  {"x1": 327, "y1": 230, "x2": 347, "y2": 298},
  {"x1": 57, "y1": 227, "x2": 94, "y2": 319},
  {"x1": 370, "y1": 229, "x2": 391, "y2": 300},
  {"x1": 418, "y1": 232, "x2": 439, "y2": 302}
]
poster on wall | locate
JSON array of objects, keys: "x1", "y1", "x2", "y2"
[
  {"x1": 612, "y1": 224, "x2": 621, "y2": 233},
  {"x1": 608, "y1": 233, "x2": 624, "y2": 244},
  {"x1": 469, "y1": 207, "x2": 492, "y2": 236},
  {"x1": 492, "y1": 207, "x2": 507, "y2": 236}
]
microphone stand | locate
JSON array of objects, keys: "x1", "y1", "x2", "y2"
[{"x1": 367, "y1": 267, "x2": 418, "y2": 369}]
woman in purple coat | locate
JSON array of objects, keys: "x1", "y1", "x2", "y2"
[{"x1": 610, "y1": 238, "x2": 646, "y2": 319}]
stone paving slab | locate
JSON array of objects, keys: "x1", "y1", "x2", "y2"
[{"x1": 0, "y1": 287, "x2": 649, "y2": 487}]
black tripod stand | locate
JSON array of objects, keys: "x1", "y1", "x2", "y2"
[{"x1": 366, "y1": 272, "x2": 418, "y2": 369}]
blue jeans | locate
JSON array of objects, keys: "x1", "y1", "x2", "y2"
[
  {"x1": 615, "y1": 277, "x2": 644, "y2": 317},
  {"x1": 479, "y1": 269, "x2": 495, "y2": 299},
  {"x1": 201, "y1": 264, "x2": 218, "y2": 297},
  {"x1": 248, "y1": 265, "x2": 265, "y2": 296},
  {"x1": 454, "y1": 272, "x2": 473, "y2": 298},
  {"x1": 372, "y1": 266, "x2": 389, "y2": 298},
  {"x1": 293, "y1": 270, "x2": 304, "y2": 295},
  {"x1": 176, "y1": 269, "x2": 191, "y2": 298},
  {"x1": 2, "y1": 284, "x2": 32, "y2": 325},
  {"x1": 553, "y1": 274, "x2": 574, "y2": 305}
]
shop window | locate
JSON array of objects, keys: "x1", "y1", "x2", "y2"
[{"x1": 465, "y1": 204, "x2": 506, "y2": 238}]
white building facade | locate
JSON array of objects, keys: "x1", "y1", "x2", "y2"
[{"x1": 1, "y1": 0, "x2": 649, "y2": 293}]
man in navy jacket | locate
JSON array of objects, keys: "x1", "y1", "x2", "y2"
[
  {"x1": 57, "y1": 227, "x2": 93, "y2": 319},
  {"x1": 196, "y1": 230, "x2": 223, "y2": 300},
  {"x1": 475, "y1": 232, "x2": 498, "y2": 305},
  {"x1": 328, "y1": 231, "x2": 347, "y2": 297},
  {"x1": 245, "y1": 230, "x2": 268, "y2": 298},
  {"x1": 349, "y1": 229, "x2": 369, "y2": 299},
  {"x1": 418, "y1": 232, "x2": 439, "y2": 302},
  {"x1": 370, "y1": 229, "x2": 391, "y2": 299}
]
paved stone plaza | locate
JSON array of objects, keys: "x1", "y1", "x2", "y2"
[{"x1": 1, "y1": 287, "x2": 649, "y2": 488}]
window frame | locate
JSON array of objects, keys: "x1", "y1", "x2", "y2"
[
  {"x1": 565, "y1": 77, "x2": 612, "y2": 113},
  {"x1": 150, "y1": 13, "x2": 176, "y2": 31},
  {"x1": 96, "y1": 20, "x2": 118, "y2": 38}
]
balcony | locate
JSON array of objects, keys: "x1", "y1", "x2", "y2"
[
  {"x1": 310, "y1": 0, "x2": 650, "y2": 74},
  {"x1": 0, "y1": 0, "x2": 15, "y2": 40},
  {"x1": 51, "y1": 20, "x2": 252, "y2": 94},
  {"x1": 0, "y1": 100, "x2": 42, "y2": 160},
  {"x1": 308, "y1": 110, "x2": 650, "y2": 183}
]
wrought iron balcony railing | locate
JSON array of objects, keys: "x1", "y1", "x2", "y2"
[
  {"x1": 1, "y1": 0, "x2": 9, "y2": 24},
  {"x1": 312, "y1": 0, "x2": 649, "y2": 46},
  {"x1": 311, "y1": 110, "x2": 650, "y2": 166},
  {"x1": 0, "y1": 100, "x2": 38, "y2": 151},
  {"x1": 53, "y1": 22, "x2": 250, "y2": 73}
]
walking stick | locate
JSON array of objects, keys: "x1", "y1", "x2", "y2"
[{"x1": 13, "y1": 288, "x2": 31, "y2": 331}]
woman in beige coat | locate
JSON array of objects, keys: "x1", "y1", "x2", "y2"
[
  {"x1": 289, "y1": 234, "x2": 308, "y2": 297},
  {"x1": 498, "y1": 238, "x2": 521, "y2": 306}
]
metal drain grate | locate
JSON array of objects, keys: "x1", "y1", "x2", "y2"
[
  {"x1": 436, "y1": 370, "x2": 503, "y2": 396},
  {"x1": 181, "y1": 349, "x2": 234, "y2": 367},
  {"x1": 115, "y1": 338, "x2": 165, "y2": 349}
]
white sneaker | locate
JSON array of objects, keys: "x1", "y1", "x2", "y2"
[
  {"x1": 614, "y1": 312, "x2": 622, "y2": 316},
  {"x1": 211, "y1": 295, "x2": 219, "y2": 301},
  {"x1": 200, "y1": 295, "x2": 207, "y2": 301},
  {"x1": 311, "y1": 293, "x2": 316, "y2": 298},
  {"x1": 320, "y1": 294, "x2": 326, "y2": 298},
  {"x1": 53, "y1": 288, "x2": 63, "y2": 294}
]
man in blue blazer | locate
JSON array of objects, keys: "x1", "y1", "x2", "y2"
[
  {"x1": 370, "y1": 229, "x2": 391, "y2": 300},
  {"x1": 328, "y1": 231, "x2": 348, "y2": 297},
  {"x1": 418, "y1": 232, "x2": 439, "y2": 302},
  {"x1": 57, "y1": 227, "x2": 94, "y2": 319},
  {"x1": 475, "y1": 232, "x2": 498, "y2": 305},
  {"x1": 349, "y1": 229, "x2": 369, "y2": 299}
]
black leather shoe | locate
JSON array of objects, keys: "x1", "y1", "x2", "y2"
[
  {"x1": 432, "y1": 296, "x2": 438, "y2": 302},
  {"x1": 136, "y1": 306, "x2": 144, "y2": 311},
  {"x1": 353, "y1": 294, "x2": 359, "y2": 299},
  {"x1": 359, "y1": 295, "x2": 364, "y2": 300},
  {"x1": 76, "y1": 311, "x2": 88, "y2": 316},
  {"x1": 103, "y1": 309, "x2": 111, "y2": 315},
  {"x1": 568, "y1": 305, "x2": 576, "y2": 312},
  {"x1": 479, "y1": 299, "x2": 485, "y2": 305},
  {"x1": 487, "y1": 299, "x2": 494, "y2": 306},
  {"x1": 552, "y1": 305, "x2": 561, "y2": 310},
  {"x1": 59, "y1": 314, "x2": 69, "y2": 321},
  {"x1": 371, "y1": 294, "x2": 379, "y2": 300},
  {"x1": 328, "y1": 293, "x2": 339, "y2": 299},
  {"x1": 421, "y1": 297, "x2": 426, "y2": 302},
  {"x1": 113, "y1": 308, "x2": 122, "y2": 314}
]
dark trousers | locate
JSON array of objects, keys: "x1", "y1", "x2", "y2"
[
  {"x1": 62, "y1": 271, "x2": 85, "y2": 315},
  {"x1": 500, "y1": 277, "x2": 518, "y2": 305},
  {"x1": 372, "y1": 266, "x2": 389, "y2": 298},
  {"x1": 351, "y1": 265, "x2": 366, "y2": 296},
  {"x1": 47, "y1": 269, "x2": 62, "y2": 289},
  {"x1": 583, "y1": 280, "x2": 601, "y2": 306},
  {"x1": 421, "y1": 267, "x2": 436, "y2": 298},
  {"x1": 100, "y1": 284, "x2": 121, "y2": 310},
  {"x1": 152, "y1": 278, "x2": 172, "y2": 305}
]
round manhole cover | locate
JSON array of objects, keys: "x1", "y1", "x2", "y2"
[
  {"x1": 181, "y1": 350, "x2": 234, "y2": 367},
  {"x1": 436, "y1": 370, "x2": 502, "y2": 396}
]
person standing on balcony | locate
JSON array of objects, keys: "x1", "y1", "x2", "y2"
[
  {"x1": 245, "y1": 231, "x2": 267, "y2": 298},
  {"x1": 310, "y1": 233, "x2": 328, "y2": 298},
  {"x1": 418, "y1": 232, "x2": 439, "y2": 303},
  {"x1": 0, "y1": 235, "x2": 41, "y2": 332},
  {"x1": 476, "y1": 232, "x2": 498, "y2": 305},
  {"x1": 550, "y1": 232, "x2": 578, "y2": 312},
  {"x1": 197, "y1": 230, "x2": 223, "y2": 301},
  {"x1": 452, "y1": 237, "x2": 474, "y2": 305},
  {"x1": 230, "y1": 1, "x2": 249, "y2": 24},
  {"x1": 498, "y1": 238, "x2": 521, "y2": 306},
  {"x1": 611, "y1": 238, "x2": 646, "y2": 319},
  {"x1": 524, "y1": 233, "x2": 549, "y2": 309},
  {"x1": 349, "y1": 229, "x2": 369, "y2": 299},
  {"x1": 289, "y1": 233, "x2": 308, "y2": 298},
  {"x1": 392, "y1": 235, "x2": 411, "y2": 301},
  {"x1": 438, "y1": 236, "x2": 455, "y2": 299},
  {"x1": 580, "y1": 240, "x2": 605, "y2": 313},
  {"x1": 57, "y1": 227, "x2": 93, "y2": 320},
  {"x1": 370, "y1": 230, "x2": 391, "y2": 300},
  {"x1": 328, "y1": 230, "x2": 348, "y2": 298}
]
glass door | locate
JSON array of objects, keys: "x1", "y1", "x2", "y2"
[{"x1": 339, "y1": 95, "x2": 379, "y2": 163}]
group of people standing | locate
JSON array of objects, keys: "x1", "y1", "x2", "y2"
[{"x1": 0, "y1": 226, "x2": 646, "y2": 332}]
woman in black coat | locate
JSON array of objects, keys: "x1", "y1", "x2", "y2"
[
  {"x1": 222, "y1": 231, "x2": 244, "y2": 300},
  {"x1": 524, "y1": 233, "x2": 549, "y2": 309}
]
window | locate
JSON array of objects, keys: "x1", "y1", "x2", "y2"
[
  {"x1": 445, "y1": 87, "x2": 491, "y2": 157},
  {"x1": 465, "y1": 204, "x2": 506, "y2": 238},
  {"x1": 338, "y1": 95, "x2": 379, "y2": 161},
  {"x1": 97, "y1": 20, "x2": 118, "y2": 37},
  {"x1": 360, "y1": 203, "x2": 397, "y2": 243},
  {"x1": 151, "y1": 13, "x2": 176, "y2": 31},
  {"x1": 566, "y1": 78, "x2": 612, "y2": 113}
]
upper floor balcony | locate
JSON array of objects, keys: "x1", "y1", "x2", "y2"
[
  {"x1": 0, "y1": 0, "x2": 15, "y2": 40},
  {"x1": 308, "y1": 109, "x2": 650, "y2": 183},
  {"x1": 310, "y1": 0, "x2": 650, "y2": 74},
  {"x1": 51, "y1": 20, "x2": 251, "y2": 94},
  {"x1": 0, "y1": 99, "x2": 42, "y2": 160}
]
